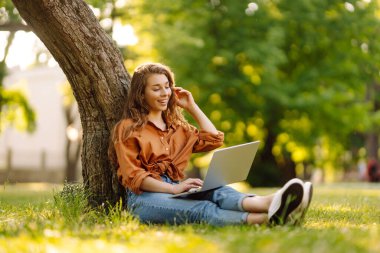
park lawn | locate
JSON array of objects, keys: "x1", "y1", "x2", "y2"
[{"x1": 0, "y1": 183, "x2": 379, "y2": 253}]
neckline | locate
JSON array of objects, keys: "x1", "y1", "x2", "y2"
[{"x1": 148, "y1": 120, "x2": 168, "y2": 131}]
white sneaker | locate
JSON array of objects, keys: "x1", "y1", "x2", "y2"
[
  {"x1": 288, "y1": 181, "x2": 313, "y2": 225},
  {"x1": 268, "y1": 178, "x2": 304, "y2": 225}
]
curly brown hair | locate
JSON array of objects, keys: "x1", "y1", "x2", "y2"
[{"x1": 108, "y1": 62, "x2": 192, "y2": 166}]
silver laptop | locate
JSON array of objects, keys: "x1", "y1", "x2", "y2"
[{"x1": 171, "y1": 141, "x2": 260, "y2": 198}]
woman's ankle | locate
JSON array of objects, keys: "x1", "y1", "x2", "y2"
[{"x1": 246, "y1": 213, "x2": 268, "y2": 225}]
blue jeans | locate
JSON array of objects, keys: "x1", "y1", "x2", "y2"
[{"x1": 126, "y1": 175, "x2": 253, "y2": 226}]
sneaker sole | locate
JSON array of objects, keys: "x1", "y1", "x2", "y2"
[
  {"x1": 300, "y1": 183, "x2": 313, "y2": 220},
  {"x1": 269, "y1": 183, "x2": 304, "y2": 225},
  {"x1": 291, "y1": 182, "x2": 313, "y2": 226}
]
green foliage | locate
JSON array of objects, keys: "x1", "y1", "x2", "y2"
[
  {"x1": 4, "y1": 0, "x2": 380, "y2": 183},
  {"x1": 0, "y1": 183, "x2": 379, "y2": 252},
  {"x1": 1, "y1": 1, "x2": 37, "y2": 134},
  {"x1": 0, "y1": 0, "x2": 23, "y2": 23},
  {"x1": 52, "y1": 182, "x2": 136, "y2": 229},
  {"x1": 125, "y1": 0, "x2": 380, "y2": 183},
  {"x1": 53, "y1": 183, "x2": 91, "y2": 225},
  {"x1": 0, "y1": 86, "x2": 36, "y2": 133}
]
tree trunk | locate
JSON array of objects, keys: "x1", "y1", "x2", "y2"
[
  {"x1": 248, "y1": 127, "x2": 282, "y2": 187},
  {"x1": 365, "y1": 82, "x2": 380, "y2": 161},
  {"x1": 65, "y1": 136, "x2": 81, "y2": 182},
  {"x1": 366, "y1": 132, "x2": 379, "y2": 160},
  {"x1": 63, "y1": 99, "x2": 82, "y2": 182},
  {"x1": 11, "y1": 0, "x2": 131, "y2": 205}
]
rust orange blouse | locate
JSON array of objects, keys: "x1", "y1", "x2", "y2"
[{"x1": 114, "y1": 119, "x2": 224, "y2": 194}]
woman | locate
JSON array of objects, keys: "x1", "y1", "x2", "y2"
[{"x1": 109, "y1": 62, "x2": 312, "y2": 226}]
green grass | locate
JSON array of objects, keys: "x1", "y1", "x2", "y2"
[{"x1": 0, "y1": 183, "x2": 379, "y2": 253}]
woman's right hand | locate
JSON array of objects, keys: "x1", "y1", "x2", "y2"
[
  {"x1": 172, "y1": 178, "x2": 203, "y2": 194},
  {"x1": 173, "y1": 87, "x2": 196, "y2": 112}
]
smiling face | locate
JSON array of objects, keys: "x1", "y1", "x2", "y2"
[{"x1": 144, "y1": 74, "x2": 172, "y2": 114}]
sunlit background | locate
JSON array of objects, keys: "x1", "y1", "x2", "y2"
[{"x1": 1, "y1": 0, "x2": 380, "y2": 187}]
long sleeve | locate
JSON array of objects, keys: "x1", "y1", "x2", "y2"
[
  {"x1": 115, "y1": 137, "x2": 153, "y2": 194},
  {"x1": 192, "y1": 129, "x2": 224, "y2": 153},
  {"x1": 114, "y1": 120, "x2": 154, "y2": 194}
]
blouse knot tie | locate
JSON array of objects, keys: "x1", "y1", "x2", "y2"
[{"x1": 146, "y1": 160, "x2": 184, "y2": 180}]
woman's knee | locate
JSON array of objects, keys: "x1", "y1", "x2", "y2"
[{"x1": 212, "y1": 186, "x2": 249, "y2": 211}]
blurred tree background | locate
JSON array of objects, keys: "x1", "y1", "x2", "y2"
[
  {"x1": 2, "y1": 0, "x2": 380, "y2": 186},
  {"x1": 0, "y1": 0, "x2": 35, "y2": 133},
  {"x1": 124, "y1": 0, "x2": 380, "y2": 186}
]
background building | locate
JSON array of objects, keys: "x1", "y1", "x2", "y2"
[{"x1": 0, "y1": 65, "x2": 81, "y2": 183}]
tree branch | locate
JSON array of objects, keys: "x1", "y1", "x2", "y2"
[
  {"x1": 0, "y1": 22, "x2": 32, "y2": 32},
  {"x1": 1, "y1": 32, "x2": 15, "y2": 63}
]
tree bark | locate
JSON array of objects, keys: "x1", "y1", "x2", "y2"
[{"x1": 11, "y1": 0, "x2": 131, "y2": 205}]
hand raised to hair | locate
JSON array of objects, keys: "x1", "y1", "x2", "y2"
[{"x1": 173, "y1": 87, "x2": 196, "y2": 111}]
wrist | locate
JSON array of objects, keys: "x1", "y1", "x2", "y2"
[
  {"x1": 169, "y1": 184, "x2": 175, "y2": 194},
  {"x1": 186, "y1": 102, "x2": 198, "y2": 115}
]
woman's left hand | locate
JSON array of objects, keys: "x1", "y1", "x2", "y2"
[{"x1": 173, "y1": 87, "x2": 196, "y2": 111}]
